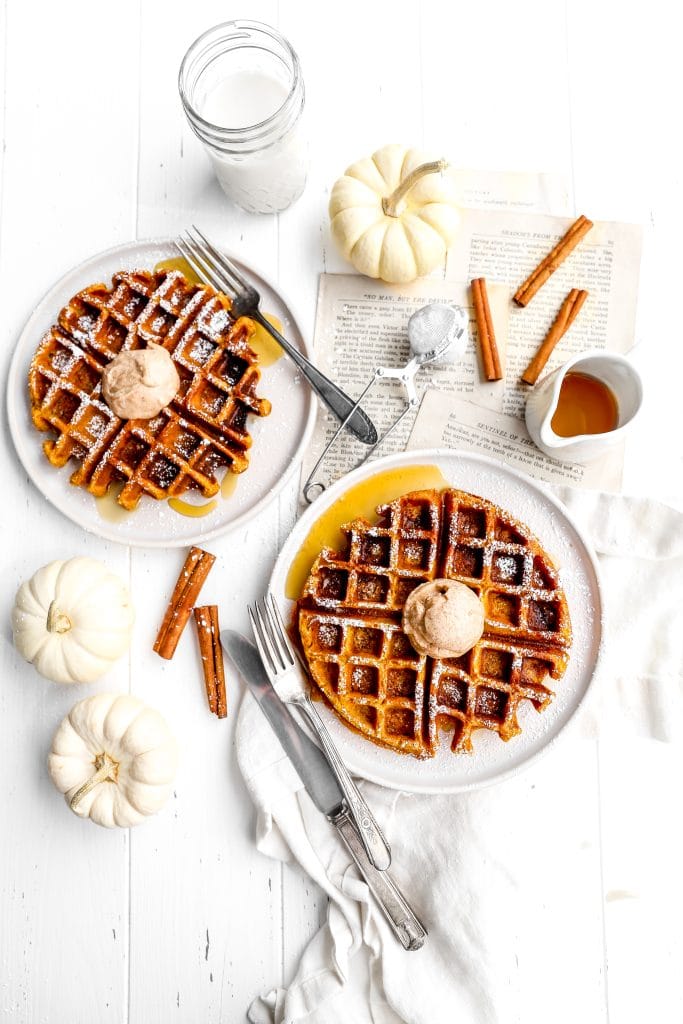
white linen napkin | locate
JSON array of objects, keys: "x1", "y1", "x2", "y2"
[{"x1": 236, "y1": 490, "x2": 683, "y2": 1024}]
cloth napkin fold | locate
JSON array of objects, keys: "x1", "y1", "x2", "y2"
[{"x1": 237, "y1": 490, "x2": 683, "y2": 1024}]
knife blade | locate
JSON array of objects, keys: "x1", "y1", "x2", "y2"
[
  {"x1": 221, "y1": 629, "x2": 343, "y2": 814},
  {"x1": 221, "y1": 629, "x2": 427, "y2": 951}
]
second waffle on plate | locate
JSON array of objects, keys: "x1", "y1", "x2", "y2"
[{"x1": 297, "y1": 488, "x2": 572, "y2": 758}]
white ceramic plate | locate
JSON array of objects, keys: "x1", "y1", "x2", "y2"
[
  {"x1": 269, "y1": 449, "x2": 603, "y2": 794},
  {"x1": 7, "y1": 238, "x2": 316, "y2": 547}
]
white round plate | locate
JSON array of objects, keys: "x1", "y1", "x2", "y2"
[
  {"x1": 7, "y1": 238, "x2": 316, "y2": 547},
  {"x1": 269, "y1": 448, "x2": 603, "y2": 794}
]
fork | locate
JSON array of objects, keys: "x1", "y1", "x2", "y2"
[
  {"x1": 249, "y1": 594, "x2": 392, "y2": 871},
  {"x1": 175, "y1": 226, "x2": 377, "y2": 446}
]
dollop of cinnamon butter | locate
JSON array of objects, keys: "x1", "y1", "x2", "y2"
[
  {"x1": 402, "y1": 579, "x2": 485, "y2": 659},
  {"x1": 101, "y1": 344, "x2": 180, "y2": 420}
]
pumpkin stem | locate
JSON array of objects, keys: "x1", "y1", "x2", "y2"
[
  {"x1": 46, "y1": 600, "x2": 72, "y2": 635},
  {"x1": 69, "y1": 751, "x2": 119, "y2": 811},
  {"x1": 382, "y1": 159, "x2": 449, "y2": 217}
]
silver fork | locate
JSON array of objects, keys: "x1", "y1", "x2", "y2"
[
  {"x1": 176, "y1": 226, "x2": 377, "y2": 446},
  {"x1": 248, "y1": 594, "x2": 392, "y2": 871}
]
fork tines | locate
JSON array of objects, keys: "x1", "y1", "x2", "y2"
[
  {"x1": 176, "y1": 225, "x2": 251, "y2": 299},
  {"x1": 248, "y1": 596, "x2": 295, "y2": 678}
]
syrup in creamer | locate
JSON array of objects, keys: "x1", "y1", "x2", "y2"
[{"x1": 550, "y1": 371, "x2": 619, "y2": 438}]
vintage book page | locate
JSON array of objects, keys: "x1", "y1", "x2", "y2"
[
  {"x1": 447, "y1": 209, "x2": 643, "y2": 417},
  {"x1": 452, "y1": 169, "x2": 569, "y2": 215},
  {"x1": 408, "y1": 389, "x2": 624, "y2": 491},
  {"x1": 301, "y1": 275, "x2": 509, "y2": 495}
]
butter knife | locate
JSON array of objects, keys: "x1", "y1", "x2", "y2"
[{"x1": 221, "y1": 629, "x2": 427, "y2": 951}]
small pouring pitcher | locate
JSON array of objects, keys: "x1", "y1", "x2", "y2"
[{"x1": 525, "y1": 349, "x2": 643, "y2": 463}]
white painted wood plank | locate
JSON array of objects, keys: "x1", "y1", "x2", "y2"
[
  {"x1": 566, "y1": 0, "x2": 683, "y2": 505},
  {"x1": 128, "y1": 2, "x2": 305, "y2": 1019},
  {"x1": 0, "y1": 1, "x2": 139, "y2": 1021},
  {"x1": 279, "y1": 0, "x2": 426, "y2": 288},
  {"x1": 421, "y1": 0, "x2": 572, "y2": 175}
]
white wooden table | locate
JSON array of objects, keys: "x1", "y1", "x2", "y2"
[{"x1": 1, "y1": 2, "x2": 681, "y2": 1020}]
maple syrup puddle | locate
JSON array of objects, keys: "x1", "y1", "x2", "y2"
[
  {"x1": 249, "y1": 313, "x2": 284, "y2": 367},
  {"x1": 95, "y1": 484, "x2": 133, "y2": 524},
  {"x1": 153, "y1": 256, "x2": 283, "y2": 366},
  {"x1": 96, "y1": 474, "x2": 235, "y2": 523},
  {"x1": 285, "y1": 464, "x2": 449, "y2": 601},
  {"x1": 154, "y1": 255, "x2": 201, "y2": 284}
]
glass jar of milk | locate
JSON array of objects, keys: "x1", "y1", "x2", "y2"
[{"x1": 179, "y1": 21, "x2": 308, "y2": 213}]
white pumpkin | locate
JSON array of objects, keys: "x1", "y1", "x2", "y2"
[
  {"x1": 48, "y1": 693, "x2": 178, "y2": 828},
  {"x1": 329, "y1": 144, "x2": 461, "y2": 283},
  {"x1": 12, "y1": 557, "x2": 134, "y2": 685}
]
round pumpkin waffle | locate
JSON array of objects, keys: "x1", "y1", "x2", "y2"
[
  {"x1": 297, "y1": 487, "x2": 572, "y2": 758},
  {"x1": 28, "y1": 268, "x2": 270, "y2": 510}
]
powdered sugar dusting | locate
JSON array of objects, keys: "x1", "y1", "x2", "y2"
[
  {"x1": 14, "y1": 238, "x2": 314, "y2": 548},
  {"x1": 272, "y1": 450, "x2": 603, "y2": 794}
]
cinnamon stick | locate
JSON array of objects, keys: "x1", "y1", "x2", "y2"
[
  {"x1": 154, "y1": 547, "x2": 216, "y2": 660},
  {"x1": 521, "y1": 288, "x2": 588, "y2": 386},
  {"x1": 193, "y1": 605, "x2": 227, "y2": 719},
  {"x1": 513, "y1": 215, "x2": 593, "y2": 307},
  {"x1": 471, "y1": 277, "x2": 503, "y2": 381}
]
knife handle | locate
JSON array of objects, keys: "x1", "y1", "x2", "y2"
[
  {"x1": 297, "y1": 694, "x2": 392, "y2": 871},
  {"x1": 332, "y1": 811, "x2": 427, "y2": 951}
]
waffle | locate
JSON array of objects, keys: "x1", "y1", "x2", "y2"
[
  {"x1": 298, "y1": 488, "x2": 572, "y2": 757},
  {"x1": 28, "y1": 269, "x2": 271, "y2": 510}
]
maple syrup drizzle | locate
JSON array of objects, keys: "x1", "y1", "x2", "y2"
[
  {"x1": 550, "y1": 371, "x2": 619, "y2": 438},
  {"x1": 96, "y1": 488, "x2": 222, "y2": 522},
  {"x1": 285, "y1": 465, "x2": 449, "y2": 601},
  {"x1": 221, "y1": 472, "x2": 239, "y2": 499},
  {"x1": 167, "y1": 497, "x2": 218, "y2": 518}
]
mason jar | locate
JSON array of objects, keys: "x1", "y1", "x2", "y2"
[{"x1": 179, "y1": 20, "x2": 308, "y2": 214}]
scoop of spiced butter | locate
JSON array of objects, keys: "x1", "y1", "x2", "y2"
[
  {"x1": 402, "y1": 579, "x2": 485, "y2": 659},
  {"x1": 101, "y1": 343, "x2": 180, "y2": 420}
]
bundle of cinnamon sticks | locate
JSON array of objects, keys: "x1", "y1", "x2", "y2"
[
  {"x1": 154, "y1": 546, "x2": 227, "y2": 719},
  {"x1": 470, "y1": 214, "x2": 594, "y2": 387}
]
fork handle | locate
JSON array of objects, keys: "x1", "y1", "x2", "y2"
[
  {"x1": 252, "y1": 311, "x2": 377, "y2": 446},
  {"x1": 297, "y1": 693, "x2": 392, "y2": 871},
  {"x1": 331, "y1": 809, "x2": 427, "y2": 951}
]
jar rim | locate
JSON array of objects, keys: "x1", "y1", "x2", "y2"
[{"x1": 178, "y1": 19, "x2": 302, "y2": 141}]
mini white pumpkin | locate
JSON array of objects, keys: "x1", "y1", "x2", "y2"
[
  {"x1": 12, "y1": 557, "x2": 134, "y2": 685},
  {"x1": 329, "y1": 144, "x2": 461, "y2": 283},
  {"x1": 48, "y1": 693, "x2": 178, "y2": 828}
]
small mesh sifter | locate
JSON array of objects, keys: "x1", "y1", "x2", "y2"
[{"x1": 302, "y1": 303, "x2": 467, "y2": 503}]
